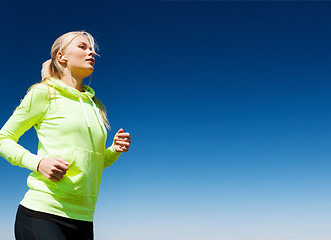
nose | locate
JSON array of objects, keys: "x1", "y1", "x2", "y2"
[{"x1": 88, "y1": 49, "x2": 95, "y2": 57}]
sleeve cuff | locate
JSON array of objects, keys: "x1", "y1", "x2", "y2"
[
  {"x1": 20, "y1": 152, "x2": 45, "y2": 172},
  {"x1": 104, "y1": 144, "x2": 122, "y2": 169}
]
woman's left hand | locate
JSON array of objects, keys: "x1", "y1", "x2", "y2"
[{"x1": 113, "y1": 128, "x2": 131, "y2": 152}]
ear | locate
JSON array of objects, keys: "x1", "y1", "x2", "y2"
[{"x1": 57, "y1": 51, "x2": 67, "y2": 63}]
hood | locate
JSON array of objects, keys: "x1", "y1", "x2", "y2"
[
  {"x1": 43, "y1": 77, "x2": 103, "y2": 129},
  {"x1": 44, "y1": 77, "x2": 95, "y2": 100}
]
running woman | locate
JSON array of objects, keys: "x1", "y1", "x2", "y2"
[{"x1": 0, "y1": 31, "x2": 131, "y2": 240}]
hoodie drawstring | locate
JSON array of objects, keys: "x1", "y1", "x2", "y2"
[
  {"x1": 79, "y1": 96, "x2": 91, "y2": 128},
  {"x1": 79, "y1": 95, "x2": 105, "y2": 131}
]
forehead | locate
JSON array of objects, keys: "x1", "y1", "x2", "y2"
[{"x1": 71, "y1": 35, "x2": 91, "y2": 46}]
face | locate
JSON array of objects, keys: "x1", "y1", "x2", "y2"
[{"x1": 60, "y1": 35, "x2": 95, "y2": 77}]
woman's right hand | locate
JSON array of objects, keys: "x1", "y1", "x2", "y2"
[{"x1": 37, "y1": 158, "x2": 69, "y2": 181}]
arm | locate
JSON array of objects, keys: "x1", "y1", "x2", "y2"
[{"x1": 0, "y1": 84, "x2": 49, "y2": 172}]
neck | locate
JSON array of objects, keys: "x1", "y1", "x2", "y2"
[{"x1": 60, "y1": 69, "x2": 84, "y2": 92}]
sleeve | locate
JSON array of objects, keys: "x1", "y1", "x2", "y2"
[
  {"x1": 0, "y1": 85, "x2": 49, "y2": 172},
  {"x1": 103, "y1": 144, "x2": 122, "y2": 169}
]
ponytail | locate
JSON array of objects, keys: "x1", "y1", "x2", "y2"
[
  {"x1": 41, "y1": 59, "x2": 52, "y2": 80},
  {"x1": 41, "y1": 58, "x2": 64, "y2": 81}
]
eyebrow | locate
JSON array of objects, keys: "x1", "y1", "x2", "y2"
[{"x1": 77, "y1": 42, "x2": 88, "y2": 45}]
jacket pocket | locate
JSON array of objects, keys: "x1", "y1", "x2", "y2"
[{"x1": 50, "y1": 148, "x2": 104, "y2": 199}]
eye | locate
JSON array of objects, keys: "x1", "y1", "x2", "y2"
[{"x1": 79, "y1": 45, "x2": 85, "y2": 49}]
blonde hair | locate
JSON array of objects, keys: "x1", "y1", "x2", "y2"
[{"x1": 39, "y1": 31, "x2": 110, "y2": 129}]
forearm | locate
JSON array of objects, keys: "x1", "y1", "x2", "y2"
[
  {"x1": 103, "y1": 144, "x2": 122, "y2": 169},
  {"x1": 0, "y1": 136, "x2": 43, "y2": 172}
]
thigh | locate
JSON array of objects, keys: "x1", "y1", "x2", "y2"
[
  {"x1": 15, "y1": 210, "x2": 66, "y2": 240},
  {"x1": 62, "y1": 220, "x2": 94, "y2": 240}
]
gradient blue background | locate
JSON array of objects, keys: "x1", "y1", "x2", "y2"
[{"x1": 1, "y1": 1, "x2": 331, "y2": 239}]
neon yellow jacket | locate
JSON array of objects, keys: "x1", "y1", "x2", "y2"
[{"x1": 0, "y1": 77, "x2": 121, "y2": 221}]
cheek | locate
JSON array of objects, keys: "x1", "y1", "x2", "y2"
[
  {"x1": 73, "y1": 51, "x2": 86, "y2": 59},
  {"x1": 67, "y1": 49, "x2": 86, "y2": 61},
  {"x1": 69, "y1": 55, "x2": 86, "y2": 67}
]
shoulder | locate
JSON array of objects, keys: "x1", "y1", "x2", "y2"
[
  {"x1": 19, "y1": 83, "x2": 51, "y2": 111},
  {"x1": 25, "y1": 82, "x2": 56, "y2": 101},
  {"x1": 28, "y1": 82, "x2": 50, "y2": 94}
]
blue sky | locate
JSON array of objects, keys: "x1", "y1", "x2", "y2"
[{"x1": 1, "y1": 1, "x2": 331, "y2": 239}]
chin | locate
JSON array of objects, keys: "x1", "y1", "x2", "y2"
[
  {"x1": 87, "y1": 67, "x2": 94, "y2": 73},
  {"x1": 81, "y1": 69, "x2": 94, "y2": 79}
]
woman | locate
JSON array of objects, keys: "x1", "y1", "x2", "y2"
[{"x1": 0, "y1": 31, "x2": 131, "y2": 239}]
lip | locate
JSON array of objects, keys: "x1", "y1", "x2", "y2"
[{"x1": 86, "y1": 58, "x2": 95, "y2": 66}]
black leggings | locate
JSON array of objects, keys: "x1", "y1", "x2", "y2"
[{"x1": 15, "y1": 205, "x2": 94, "y2": 240}]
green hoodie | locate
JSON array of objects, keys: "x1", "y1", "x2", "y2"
[{"x1": 0, "y1": 77, "x2": 121, "y2": 221}]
